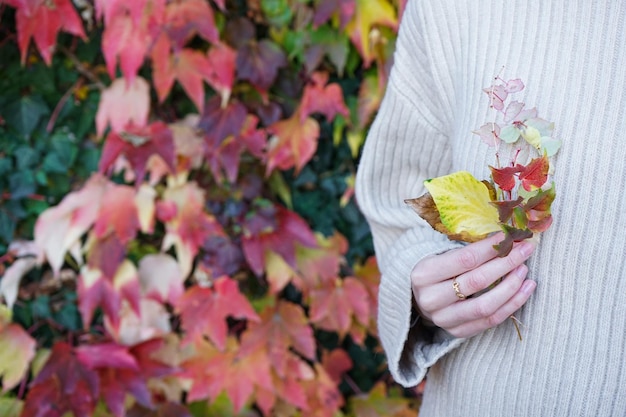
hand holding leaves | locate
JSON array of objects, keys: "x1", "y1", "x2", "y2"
[{"x1": 406, "y1": 77, "x2": 560, "y2": 256}]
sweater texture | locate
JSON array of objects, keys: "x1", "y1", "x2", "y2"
[{"x1": 355, "y1": 0, "x2": 626, "y2": 416}]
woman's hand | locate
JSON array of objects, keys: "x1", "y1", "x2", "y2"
[{"x1": 411, "y1": 233, "x2": 537, "y2": 338}]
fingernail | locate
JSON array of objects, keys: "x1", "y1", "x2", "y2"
[
  {"x1": 522, "y1": 280, "x2": 536, "y2": 294},
  {"x1": 515, "y1": 264, "x2": 528, "y2": 278}
]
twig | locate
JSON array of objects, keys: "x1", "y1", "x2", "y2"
[{"x1": 58, "y1": 44, "x2": 106, "y2": 90}]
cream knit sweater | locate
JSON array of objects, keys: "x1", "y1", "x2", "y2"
[{"x1": 355, "y1": 0, "x2": 626, "y2": 416}]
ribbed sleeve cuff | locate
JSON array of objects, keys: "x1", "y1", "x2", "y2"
[{"x1": 377, "y1": 231, "x2": 466, "y2": 387}]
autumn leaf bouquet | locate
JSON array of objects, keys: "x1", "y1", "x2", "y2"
[{"x1": 406, "y1": 75, "x2": 561, "y2": 256}]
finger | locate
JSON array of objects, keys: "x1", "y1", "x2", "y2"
[
  {"x1": 446, "y1": 279, "x2": 537, "y2": 339},
  {"x1": 417, "y1": 241, "x2": 535, "y2": 311},
  {"x1": 430, "y1": 264, "x2": 528, "y2": 328},
  {"x1": 412, "y1": 233, "x2": 504, "y2": 285}
]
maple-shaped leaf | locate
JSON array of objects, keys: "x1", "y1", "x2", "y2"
[
  {"x1": 241, "y1": 204, "x2": 317, "y2": 276},
  {"x1": 406, "y1": 172, "x2": 501, "y2": 243},
  {"x1": 205, "y1": 42, "x2": 237, "y2": 105},
  {"x1": 345, "y1": 0, "x2": 397, "y2": 67},
  {"x1": 163, "y1": 0, "x2": 218, "y2": 48},
  {"x1": 518, "y1": 155, "x2": 550, "y2": 191},
  {"x1": 11, "y1": 0, "x2": 85, "y2": 65},
  {"x1": 255, "y1": 351, "x2": 315, "y2": 414},
  {"x1": 202, "y1": 110, "x2": 266, "y2": 183},
  {"x1": 76, "y1": 340, "x2": 173, "y2": 417},
  {"x1": 236, "y1": 38, "x2": 287, "y2": 91},
  {"x1": 159, "y1": 181, "x2": 225, "y2": 277},
  {"x1": 78, "y1": 260, "x2": 141, "y2": 330},
  {"x1": 348, "y1": 382, "x2": 414, "y2": 417},
  {"x1": 266, "y1": 113, "x2": 320, "y2": 174},
  {"x1": 95, "y1": 77, "x2": 151, "y2": 136},
  {"x1": 99, "y1": 121, "x2": 176, "y2": 185},
  {"x1": 300, "y1": 364, "x2": 344, "y2": 417},
  {"x1": 0, "y1": 323, "x2": 36, "y2": 392},
  {"x1": 177, "y1": 278, "x2": 260, "y2": 349},
  {"x1": 168, "y1": 115, "x2": 205, "y2": 173},
  {"x1": 1, "y1": 256, "x2": 38, "y2": 309},
  {"x1": 21, "y1": 342, "x2": 99, "y2": 417},
  {"x1": 106, "y1": 298, "x2": 172, "y2": 346},
  {"x1": 473, "y1": 123, "x2": 501, "y2": 147},
  {"x1": 490, "y1": 164, "x2": 524, "y2": 192},
  {"x1": 491, "y1": 196, "x2": 524, "y2": 224},
  {"x1": 199, "y1": 96, "x2": 248, "y2": 150},
  {"x1": 493, "y1": 225, "x2": 534, "y2": 258},
  {"x1": 102, "y1": 13, "x2": 151, "y2": 82},
  {"x1": 523, "y1": 184, "x2": 556, "y2": 233},
  {"x1": 309, "y1": 277, "x2": 370, "y2": 338},
  {"x1": 313, "y1": 0, "x2": 355, "y2": 28},
  {"x1": 352, "y1": 256, "x2": 381, "y2": 335},
  {"x1": 321, "y1": 348, "x2": 353, "y2": 384},
  {"x1": 138, "y1": 254, "x2": 184, "y2": 305},
  {"x1": 94, "y1": 0, "x2": 149, "y2": 25},
  {"x1": 295, "y1": 232, "x2": 347, "y2": 289},
  {"x1": 180, "y1": 337, "x2": 272, "y2": 412},
  {"x1": 240, "y1": 300, "x2": 316, "y2": 374},
  {"x1": 151, "y1": 38, "x2": 213, "y2": 112},
  {"x1": 92, "y1": 183, "x2": 141, "y2": 244},
  {"x1": 34, "y1": 173, "x2": 109, "y2": 274},
  {"x1": 299, "y1": 72, "x2": 350, "y2": 123}
]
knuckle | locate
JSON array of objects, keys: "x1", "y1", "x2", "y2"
[
  {"x1": 485, "y1": 313, "x2": 503, "y2": 328},
  {"x1": 457, "y1": 248, "x2": 480, "y2": 270},
  {"x1": 472, "y1": 300, "x2": 495, "y2": 319},
  {"x1": 465, "y1": 271, "x2": 487, "y2": 292}
]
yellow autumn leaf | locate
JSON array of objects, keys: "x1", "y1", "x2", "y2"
[
  {"x1": 424, "y1": 171, "x2": 501, "y2": 240},
  {"x1": 345, "y1": 0, "x2": 398, "y2": 67}
]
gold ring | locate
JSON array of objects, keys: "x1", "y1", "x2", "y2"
[{"x1": 452, "y1": 277, "x2": 466, "y2": 300}]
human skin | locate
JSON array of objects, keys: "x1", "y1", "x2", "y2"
[{"x1": 411, "y1": 233, "x2": 537, "y2": 338}]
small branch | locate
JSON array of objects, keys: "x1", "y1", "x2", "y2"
[
  {"x1": 58, "y1": 45, "x2": 106, "y2": 90},
  {"x1": 343, "y1": 374, "x2": 363, "y2": 395},
  {"x1": 47, "y1": 79, "x2": 83, "y2": 132}
]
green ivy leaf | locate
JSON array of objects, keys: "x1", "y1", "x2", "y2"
[{"x1": 3, "y1": 95, "x2": 49, "y2": 138}]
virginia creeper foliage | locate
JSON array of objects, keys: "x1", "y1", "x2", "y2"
[{"x1": 0, "y1": 0, "x2": 420, "y2": 416}]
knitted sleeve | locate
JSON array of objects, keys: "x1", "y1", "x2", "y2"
[{"x1": 355, "y1": 0, "x2": 466, "y2": 387}]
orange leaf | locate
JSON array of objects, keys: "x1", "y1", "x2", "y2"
[
  {"x1": 181, "y1": 337, "x2": 272, "y2": 412},
  {"x1": 321, "y1": 348, "x2": 353, "y2": 384},
  {"x1": 266, "y1": 113, "x2": 320, "y2": 174}
]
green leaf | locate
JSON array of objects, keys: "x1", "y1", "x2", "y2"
[
  {"x1": 0, "y1": 397, "x2": 24, "y2": 417},
  {"x1": 0, "y1": 211, "x2": 15, "y2": 244},
  {"x1": 14, "y1": 147, "x2": 39, "y2": 170},
  {"x1": 261, "y1": 0, "x2": 293, "y2": 27},
  {"x1": 8, "y1": 171, "x2": 36, "y2": 200},
  {"x1": 3, "y1": 95, "x2": 50, "y2": 138}
]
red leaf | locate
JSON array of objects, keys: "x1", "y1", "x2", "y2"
[
  {"x1": 205, "y1": 42, "x2": 237, "y2": 103},
  {"x1": 181, "y1": 337, "x2": 272, "y2": 412},
  {"x1": 163, "y1": 0, "x2": 218, "y2": 47},
  {"x1": 309, "y1": 277, "x2": 370, "y2": 338},
  {"x1": 78, "y1": 261, "x2": 141, "y2": 329},
  {"x1": 489, "y1": 165, "x2": 523, "y2": 192},
  {"x1": 92, "y1": 184, "x2": 141, "y2": 244},
  {"x1": 242, "y1": 205, "x2": 317, "y2": 276},
  {"x1": 102, "y1": 13, "x2": 151, "y2": 82},
  {"x1": 321, "y1": 349, "x2": 353, "y2": 384},
  {"x1": 490, "y1": 196, "x2": 524, "y2": 223},
  {"x1": 99, "y1": 121, "x2": 176, "y2": 184},
  {"x1": 240, "y1": 301, "x2": 316, "y2": 375},
  {"x1": 236, "y1": 39, "x2": 287, "y2": 91},
  {"x1": 299, "y1": 72, "x2": 350, "y2": 123},
  {"x1": 519, "y1": 155, "x2": 550, "y2": 191},
  {"x1": 160, "y1": 181, "x2": 225, "y2": 277},
  {"x1": 266, "y1": 113, "x2": 320, "y2": 174},
  {"x1": 152, "y1": 40, "x2": 213, "y2": 112},
  {"x1": 21, "y1": 342, "x2": 99, "y2": 417},
  {"x1": 76, "y1": 340, "x2": 173, "y2": 417},
  {"x1": 12, "y1": 0, "x2": 85, "y2": 65},
  {"x1": 94, "y1": 0, "x2": 150, "y2": 25},
  {"x1": 177, "y1": 278, "x2": 260, "y2": 349}
]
